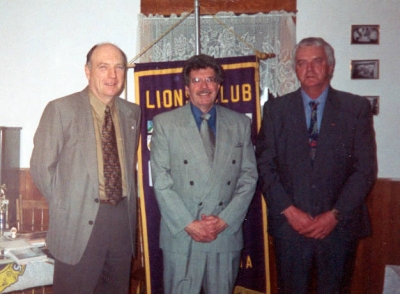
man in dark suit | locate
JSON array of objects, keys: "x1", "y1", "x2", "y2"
[
  {"x1": 256, "y1": 37, "x2": 377, "y2": 293},
  {"x1": 30, "y1": 43, "x2": 141, "y2": 293},
  {"x1": 150, "y1": 54, "x2": 258, "y2": 293}
]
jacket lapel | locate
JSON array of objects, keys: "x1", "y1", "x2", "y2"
[
  {"x1": 313, "y1": 88, "x2": 341, "y2": 169},
  {"x1": 116, "y1": 99, "x2": 139, "y2": 196},
  {"x1": 177, "y1": 105, "x2": 213, "y2": 185},
  {"x1": 76, "y1": 89, "x2": 100, "y2": 190}
]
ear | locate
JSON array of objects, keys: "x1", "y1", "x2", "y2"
[
  {"x1": 329, "y1": 65, "x2": 335, "y2": 76},
  {"x1": 84, "y1": 65, "x2": 91, "y2": 80},
  {"x1": 184, "y1": 85, "x2": 189, "y2": 97}
]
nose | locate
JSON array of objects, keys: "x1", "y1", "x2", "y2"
[
  {"x1": 199, "y1": 79, "x2": 210, "y2": 88},
  {"x1": 108, "y1": 67, "x2": 117, "y2": 78},
  {"x1": 306, "y1": 62, "x2": 314, "y2": 71}
]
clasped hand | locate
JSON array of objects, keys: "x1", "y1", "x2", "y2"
[
  {"x1": 283, "y1": 205, "x2": 338, "y2": 239},
  {"x1": 184, "y1": 214, "x2": 228, "y2": 243}
]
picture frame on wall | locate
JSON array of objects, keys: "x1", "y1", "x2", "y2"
[
  {"x1": 351, "y1": 60, "x2": 379, "y2": 79},
  {"x1": 351, "y1": 25, "x2": 379, "y2": 44},
  {"x1": 364, "y1": 96, "x2": 380, "y2": 115}
]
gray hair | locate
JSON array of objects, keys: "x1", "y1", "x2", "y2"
[{"x1": 292, "y1": 37, "x2": 336, "y2": 69}]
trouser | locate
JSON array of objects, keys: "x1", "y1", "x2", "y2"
[
  {"x1": 53, "y1": 198, "x2": 132, "y2": 294},
  {"x1": 163, "y1": 249, "x2": 241, "y2": 294},
  {"x1": 274, "y1": 235, "x2": 358, "y2": 294}
]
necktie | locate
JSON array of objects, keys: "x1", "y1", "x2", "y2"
[
  {"x1": 102, "y1": 106, "x2": 122, "y2": 204},
  {"x1": 308, "y1": 101, "x2": 319, "y2": 163},
  {"x1": 200, "y1": 113, "x2": 215, "y2": 166}
]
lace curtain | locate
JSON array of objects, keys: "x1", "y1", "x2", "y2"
[{"x1": 137, "y1": 11, "x2": 299, "y2": 97}]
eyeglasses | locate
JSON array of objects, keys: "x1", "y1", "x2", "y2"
[{"x1": 190, "y1": 77, "x2": 217, "y2": 85}]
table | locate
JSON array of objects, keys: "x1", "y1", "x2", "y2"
[
  {"x1": 0, "y1": 260, "x2": 53, "y2": 293},
  {"x1": 0, "y1": 232, "x2": 53, "y2": 293}
]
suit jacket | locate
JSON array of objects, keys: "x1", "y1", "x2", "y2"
[
  {"x1": 150, "y1": 103, "x2": 258, "y2": 253},
  {"x1": 256, "y1": 87, "x2": 377, "y2": 241},
  {"x1": 30, "y1": 87, "x2": 141, "y2": 265}
]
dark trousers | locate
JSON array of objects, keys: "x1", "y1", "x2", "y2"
[
  {"x1": 274, "y1": 234, "x2": 358, "y2": 294},
  {"x1": 53, "y1": 199, "x2": 132, "y2": 294}
]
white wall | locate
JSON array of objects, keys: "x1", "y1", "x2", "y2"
[
  {"x1": 0, "y1": 0, "x2": 140, "y2": 167},
  {"x1": 1, "y1": 0, "x2": 399, "y2": 178},
  {"x1": 297, "y1": 0, "x2": 400, "y2": 178}
]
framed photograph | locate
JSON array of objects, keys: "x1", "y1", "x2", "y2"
[
  {"x1": 364, "y1": 96, "x2": 380, "y2": 115},
  {"x1": 351, "y1": 60, "x2": 379, "y2": 79},
  {"x1": 351, "y1": 25, "x2": 379, "y2": 44}
]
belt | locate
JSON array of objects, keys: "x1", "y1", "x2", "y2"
[{"x1": 100, "y1": 197, "x2": 125, "y2": 206}]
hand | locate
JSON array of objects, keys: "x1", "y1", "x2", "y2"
[
  {"x1": 300, "y1": 211, "x2": 338, "y2": 239},
  {"x1": 184, "y1": 219, "x2": 217, "y2": 243},
  {"x1": 201, "y1": 214, "x2": 228, "y2": 236},
  {"x1": 282, "y1": 205, "x2": 314, "y2": 233}
]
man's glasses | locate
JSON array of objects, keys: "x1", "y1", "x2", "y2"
[{"x1": 190, "y1": 77, "x2": 217, "y2": 85}]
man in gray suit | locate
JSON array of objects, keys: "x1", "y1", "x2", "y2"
[
  {"x1": 150, "y1": 54, "x2": 258, "y2": 294},
  {"x1": 256, "y1": 37, "x2": 377, "y2": 293},
  {"x1": 30, "y1": 43, "x2": 141, "y2": 293}
]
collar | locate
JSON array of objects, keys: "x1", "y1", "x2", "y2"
[
  {"x1": 301, "y1": 86, "x2": 329, "y2": 112},
  {"x1": 88, "y1": 89, "x2": 116, "y2": 119},
  {"x1": 190, "y1": 103, "x2": 216, "y2": 125}
]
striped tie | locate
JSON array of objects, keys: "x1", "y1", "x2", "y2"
[{"x1": 308, "y1": 101, "x2": 319, "y2": 164}]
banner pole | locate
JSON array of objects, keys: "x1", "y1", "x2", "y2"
[{"x1": 194, "y1": 0, "x2": 200, "y2": 54}]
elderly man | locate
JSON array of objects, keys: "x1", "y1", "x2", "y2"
[
  {"x1": 31, "y1": 43, "x2": 141, "y2": 293},
  {"x1": 256, "y1": 37, "x2": 377, "y2": 293}
]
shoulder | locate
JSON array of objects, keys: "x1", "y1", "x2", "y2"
[
  {"x1": 44, "y1": 88, "x2": 89, "y2": 113},
  {"x1": 153, "y1": 104, "x2": 189, "y2": 122},
  {"x1": 263, "y1": 88, "x2": 302, "y2": 113},
  {"x1": 116, "y1": 97, "x2": 141, "y2": 113},
  {"x1": 328, "y1": 87, "x2": 371, "y2": 115},
  {"x1": 329, "y1": 87, "x2": 368, "y2": 104},
  {"x1": 216, "y1": 105, "x2": 250, "y2": 123}
]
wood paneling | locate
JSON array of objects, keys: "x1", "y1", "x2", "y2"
[
  {"x1": 351, "y1": 178, "x2": 400, "y2": 293},
  {"x1": 141, "y1": 0, "x2": 296, "y2": 16},
  {"x1": 19, "y1": 168, "x2": 44, "y2": 201}
]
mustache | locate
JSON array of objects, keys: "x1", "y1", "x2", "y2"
[{"x1": 197, "y1": 90, "x2": 212, "y2": 95}]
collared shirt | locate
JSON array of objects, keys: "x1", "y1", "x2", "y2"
[
  {"x1": 301, "y1": 86, "x2": 329, "y2": 130},
  {"x1": 190, "y1": 103, "x2": 217, "y2": 135},
  {"x1": 89, "y1": 90, "x2": 127, "y2": 200}
]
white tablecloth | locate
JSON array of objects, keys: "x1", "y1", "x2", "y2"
[{"x1": 0, "y1": 260, "x2": 53, "y2": 293}]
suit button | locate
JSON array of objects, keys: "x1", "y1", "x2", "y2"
[
  {"x1": 95, "y1": 198, "x2": 100, "y2": 203},
  {"x1": 89, "y1": 221, "x2": 94, "y2": 225},
  {"x1": 227, "y1": 181, "x2": 231, "y2": 185},
  {"x1": 232, "y1": 160, "x2": 236, "y2": 164},
  {"x1": 190, "y1": 181, "x2": 194, "y2": 185},
  {"x1": 199, "y1": 202, "x2": 203, "y2": 206},
  {"x1": 219, "y1": 202, "x2": 223, "y2": 206},
  {"x1": 183, "y1": 160, "x2": 188, "y2": 164}
]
